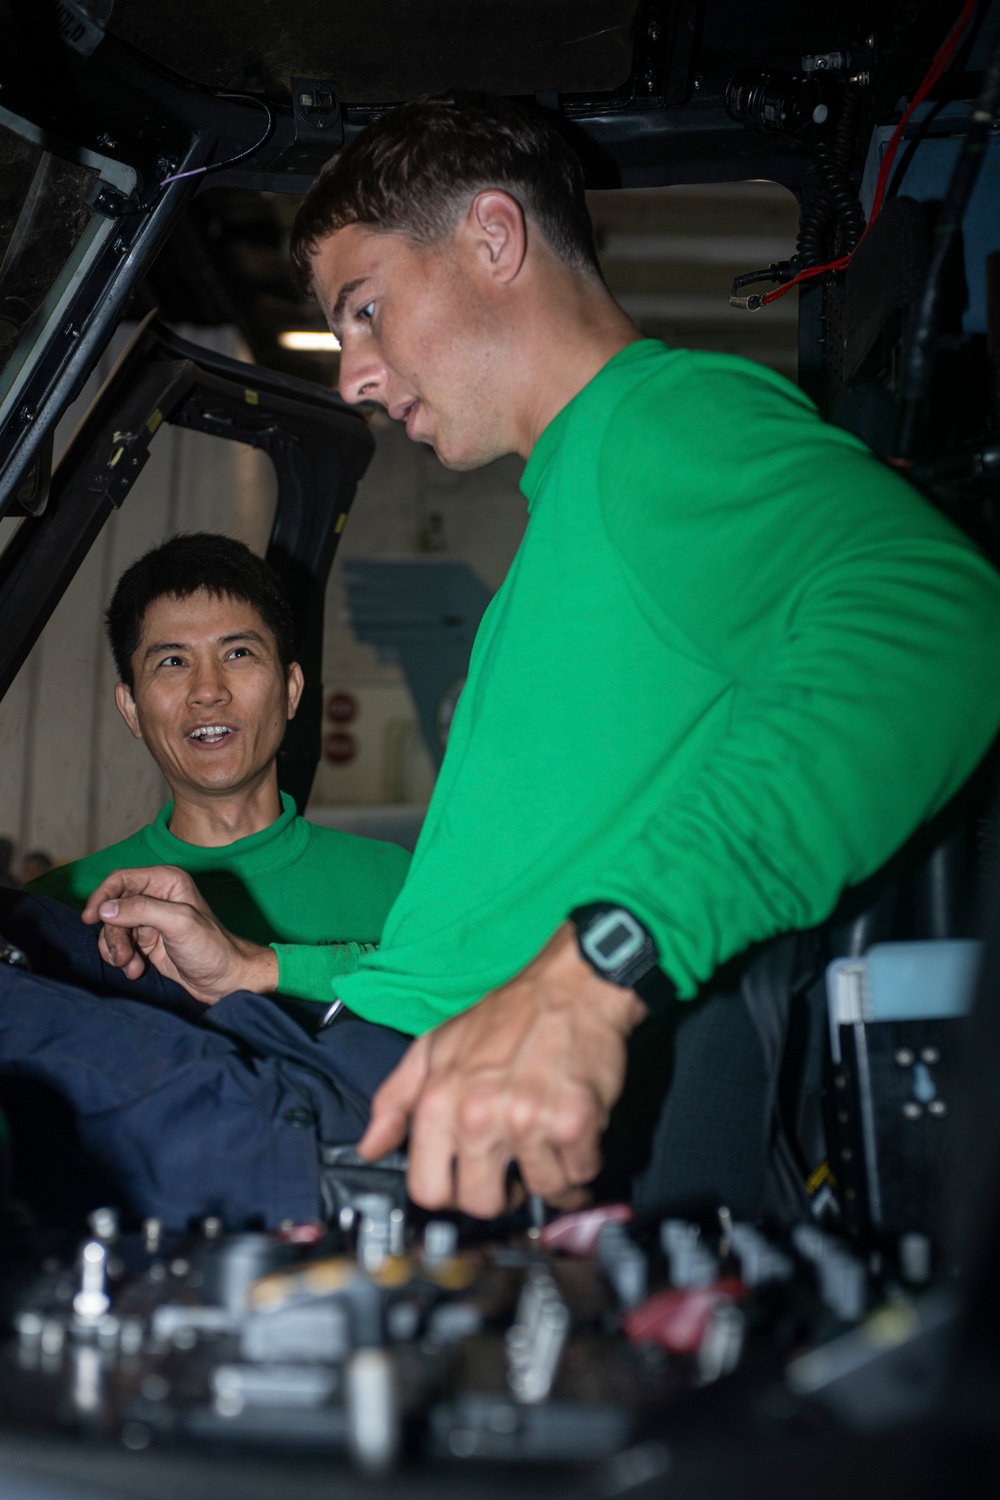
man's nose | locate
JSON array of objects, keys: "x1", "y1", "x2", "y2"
[
  {"x1": 189, "y1": 667, "x2": 231, "y2": 704},
  {"x1": 338, "y1": 344, "x2": 385, "y2": 406}
]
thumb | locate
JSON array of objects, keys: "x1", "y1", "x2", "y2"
[{"x1": 357, "y1": 1037, "x2": 430, "y2": 1159}]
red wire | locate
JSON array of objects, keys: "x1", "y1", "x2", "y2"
[{"x1": 760, "y1": 0, "x2": 979, "y2": 305}]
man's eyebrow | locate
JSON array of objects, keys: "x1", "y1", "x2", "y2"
[
  {"x1": 218, "y1": 631, "x2": 269, "y2": 649},
  {"x1": 141, "y1": 631, "x2": 269, "y2": 663},
  {"x1": 142, "y1": 640, "x2": 187, "y2": 663},
  {"x1": 329, "y1": 275, "x2": 370, "y2": 335}
]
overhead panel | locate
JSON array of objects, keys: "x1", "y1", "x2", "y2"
[{"x1": 107, "y1": 0, "x2": 641, "y2": 100}]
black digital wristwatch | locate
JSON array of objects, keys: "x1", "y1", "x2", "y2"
[{"x1": 568, "y1": 903, "x2": 667, "y2": 1007}]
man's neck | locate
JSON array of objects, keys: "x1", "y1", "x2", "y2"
[
  {"x1": 167, "y1": 773, "x2": 285, "y2": 847},
  {"x1": 510, "y1": 275, "x2": 644, "y2": 459}
]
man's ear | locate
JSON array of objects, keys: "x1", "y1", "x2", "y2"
[
  {"x1": 285, "y1": 662, "x2": 305, "y2": 720},
  {"x1": 463, "y1": 190, "x2": 527, "y2": 286},
  {"x1": 114, "y1": 680, "x2": 143, "y2": 740}
]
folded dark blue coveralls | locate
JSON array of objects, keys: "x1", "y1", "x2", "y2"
[{"x1": 0, "y1": 890, "x2": 409, "y2": 1230}]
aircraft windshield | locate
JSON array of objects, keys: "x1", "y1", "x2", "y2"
[
  {"x1": 0, "y1": 125, "x2": 98, "y2": 390},
  {"x1": 0, "y1": 110, "x2": 135, "y2": 428}
]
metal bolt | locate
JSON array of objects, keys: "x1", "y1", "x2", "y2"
[
  {"x1": 928, "y1": 1099, "x2": 948, "y2": 1118},
  {"x1": 644, "y1": 71, "x2": 657, "y2": 93},
  {"x1": 113, "y1": 237, "x2": 127, "y2": 255},
  {"x1": 920, "y1": 1047, "x2": 940, "y2": 1065},
  {"x1": 648, "y1": 20, "x2": 660, "y2": 40},
  {"x1": 693, "y1": 77, "x2": 702, "y2": 91},
  {"x1": 18, "y1": 405, "x2": 35, "y2": 423},
  {"x1": 902, "y1": 1101, "x2": 923, "y2": 1121},
  {"x1": 895, "y1": 1048, "x2": 915, "y2": 1067}
]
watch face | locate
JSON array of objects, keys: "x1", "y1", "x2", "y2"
[{"x1": 581, "y1": 909, "x2": 646, "y2": 971}]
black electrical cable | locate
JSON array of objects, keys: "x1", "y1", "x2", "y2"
[
  {"x1": 763, "y1": 0, "x2": 979, "y2": 306},
  {"x1": 894, "y1": 39, "x2": 1000, "y2": 459},
  {"x1": 795, "y1": 84, "x2": 865, "y2": 270}
]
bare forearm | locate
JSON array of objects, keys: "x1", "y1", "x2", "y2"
[{"x1": 229, "y1": 941, "x2": 279, "y2": 999}]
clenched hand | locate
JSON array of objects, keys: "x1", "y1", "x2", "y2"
[
  {"x1": 358, "y1": 922, "x2": 648, "y2": 1216},
  {"x1": 81, "y1": 865, "x2": 278, "y2": 1004}
]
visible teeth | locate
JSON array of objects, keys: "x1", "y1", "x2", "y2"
[{"x1": 189, "y1": 726, "x2": 231, "y2": 740}]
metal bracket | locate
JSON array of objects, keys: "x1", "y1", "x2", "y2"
[
  {"x1": 85, "y1": 179, "x2": 136, "y2": 220},
  {"x1": 291, "y1": 77, "x2": 344, "y2": 151}
]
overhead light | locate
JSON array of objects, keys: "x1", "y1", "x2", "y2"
[{"x1": 278, "y1": 330, "x2": 341, "y2": 352}]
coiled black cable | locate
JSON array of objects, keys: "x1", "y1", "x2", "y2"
[
  {"x1": 814, "y1": 141, "x2": 866, "y2": 255},
  {"x1": 796, "y1": 84, "x2": 865, "y2": 268}
]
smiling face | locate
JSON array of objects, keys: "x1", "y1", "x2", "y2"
[
  {"x1": 115, "y1": 590, "x2": 303, "y2": 807},
  {"x1": 312, "y1": 220, "x2": 516, "y2": 470}
]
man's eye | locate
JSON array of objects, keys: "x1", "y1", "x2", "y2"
[
  {"x1": 228, "y1": 647, "x2": 252, "y2": 660},
  {"x1": 358, "y1": 301, "x2": 375, "y2": 322},
  {"x1": 161, "y1": 656, "x2": 184, "y2": 668}
]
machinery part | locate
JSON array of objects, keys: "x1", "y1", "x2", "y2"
[
  {"x1": 725, "y1": 66, "x2": 832, "y2": 138},
  {"x1": 598, "y1": 1222, "x2": 648, "y2": 1306},
  {"x1": 895, "y1": 38, "x2": 1000, "y2": 458},
  {"x1": 72, "y1": 1241, "x2": 110, "y2": 1322},
  {"x1": 423, "y1": 1220, "x2": 459, "y2": 1263},
  {"x1": 345, "y1": 1348, "x2": 401, "y2": 1473},
  {"x1": 540, "y1": 1203, "x2": 633, "y2": 1258},
  {"x1": 355, "y1": 1194, "x2": 395, "y2": 1272},
  {"x1": 729, "y1": 1223, "x2": 794, "y2": 1287},
  {"x1": 660, "y1": 1220, "x2": 719, "y2": 1288},
  {"x1": 506, "y1": 1268, "x2": 571, "y2": 1403}
]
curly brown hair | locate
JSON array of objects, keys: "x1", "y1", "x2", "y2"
[{"x1": 290, "y1": 89, "x2": 602, "y2": 291}]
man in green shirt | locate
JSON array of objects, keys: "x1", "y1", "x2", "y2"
[
  {"x1": 84, "y1": 91, "x2": 1000, "y2": 1223},
  {"x1": 28, "y1": 532, "x2": 410, "y2": 984},
  {"x1": 0, "y1": 532, "x2": 413, "y2": 1228}
]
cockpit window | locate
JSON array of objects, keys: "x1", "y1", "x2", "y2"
[
  {"x1": 0, "y1": 110, "x2": 135, "y2": 423},
  {"x1": 0, "y1": 130, "x2": 98, "y2": 375}
]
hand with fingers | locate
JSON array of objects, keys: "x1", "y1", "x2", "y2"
[
  {"x1": 81, "y1": 865, "x2": 278, "y2": 1005},
  {"x1": 357, "y1": 922, "x2": 648, "y2": 1217}
]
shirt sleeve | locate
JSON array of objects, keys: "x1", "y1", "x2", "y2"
[
  {"x1": 271, "y1": 941, "x2": 377, "y2": 1003},
  {"x1": 595, "y1": 358, "x2": 1000, "y2": 998}
]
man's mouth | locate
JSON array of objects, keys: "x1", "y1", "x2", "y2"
[
  {"x1": 390, "y1": 399, "x2": 421, "y2": 439},
  {"x1": 186, "y1": 725, "x2": 236, "y2": 746}
]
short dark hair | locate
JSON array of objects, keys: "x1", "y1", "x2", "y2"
[
  {"x1": 106, "y1": 533, "x2": 295, "y2": 690},
  {"x1": 290, "y1": 89, "x2": 601, "y2": 289}
]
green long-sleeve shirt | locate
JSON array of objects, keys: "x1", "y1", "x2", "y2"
[
  {"x1": 28, "y1": 791, "x2": 411, "y2": 996},
  {"x1": 277, "y1": 341, "x2": 1000, "y2": 1032}
]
